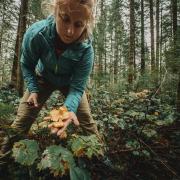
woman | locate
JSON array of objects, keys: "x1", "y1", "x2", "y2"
[{"x1": 0, "y1": 0, "x2": 101, "y2": 167}]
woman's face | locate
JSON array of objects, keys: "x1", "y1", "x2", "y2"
[{"x1": 55, "y1": 2, "x2": 87, "y2": 44}]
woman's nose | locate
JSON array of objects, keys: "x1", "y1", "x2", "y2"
[{"x1": 67, "y1": 25, "x2": 74, "y2": 36}]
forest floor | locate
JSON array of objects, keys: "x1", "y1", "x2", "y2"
[{"x1": 0, "y1": 86, "x2": 180, "y2": 180}]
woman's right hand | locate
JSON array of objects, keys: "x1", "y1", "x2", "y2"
[{"x1": 27, "y1": 92, "x2": 39, "y2": 107}]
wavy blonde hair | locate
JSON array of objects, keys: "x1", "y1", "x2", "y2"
[{"x1": 41, "y1": 0, "x2": 96, "y2": 42}]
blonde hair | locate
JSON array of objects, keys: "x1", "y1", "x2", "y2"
[{"x1": 41, "y1": 0, "x2": 96, "y2": 42}]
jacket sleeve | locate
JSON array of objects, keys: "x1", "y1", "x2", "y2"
[
  {"x1": 20, "y1": 29, "x2": 41, "y2": 93},
  {"x1": 64, "y1": 46, "x2": 94, "y2": 113}
]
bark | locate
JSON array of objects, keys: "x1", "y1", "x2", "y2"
[
  {"x1": 172, "y1": 0, "x2": 177, "y2": 44},
  {"x1": 10, "y1": 17, "x2": 20, "y2": 87},
  {"x1": 172, "y1": 0, "x2": 179, "y2": 113},
  {"x1": 110, "y1": 29, "x2": 114, "y2": 87},
  {"x1": 114, "y1": 27, "x2": 118, "y2": 83},
  {"x1": 149, "y1": 0, "x2": 155, "y2": 72},
  {"x1": 128, "y1": 0, "x2": 135, "y2": 84},
  {"x1": 16, "y1": 0, "x2": 29, "y2": 96},
  {"x1": 141, "y1": 0, "x2": 145, "y2": 74},
  {"x1": 98, "y1": 0, "x2": 104, "y2": 75},
  {"x1": 160, "y1": 2, "x2": 163, "y2": 79},
  {"x1": 156, "y1": 0, "x2": 160, "y2": 75},
  {"x1": 0, "y1": 2, "x2": 5, "y2": 61},
  {"x1": 104, "y1": 15, "x2": 107, "y2": 75},
  {"x1": 177, "y1": 74, "x2": 180, "y2": 113}
]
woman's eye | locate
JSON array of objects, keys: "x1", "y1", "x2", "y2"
[
  {"x1": 74, "y1": 22, "x2": 84, "y2": 28},
  {"x1": 62, "y1": 16, "x2": 70, "y2": 23},
  {"x1": 60, "y1": 14, "x2": 70, "y2": 23}
]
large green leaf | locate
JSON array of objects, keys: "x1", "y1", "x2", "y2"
[
  {"x1": 12, "y1": 139, "x2": 39, "y2": 166},
  {"x1": 70, "y1": 135, "x2": 103, "y2": 158},
  {"x1": 38, "y1": 145, "x2": 75, "y2": 176}
]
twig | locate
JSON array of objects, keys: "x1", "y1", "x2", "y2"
[{"x1": 134, "y1": 134, "x2": 179, "y2": 178}]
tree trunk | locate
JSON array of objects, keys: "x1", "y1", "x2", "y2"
[
  {"x1": 98, "y1": 0, "x2": 105, "y2": 75},
  {"x1": 172, "y1": 0, "x2": 177, "y2": 44},
  {"x1": 128, "y1": 0, "x2": 135, "y2": 84},
  {"x1": 172, "y1": 0, "x2": 179, "y2": 114},
  {"x1": 141, "y1": 0, "x2": 145, "y2": 74},
  {"x1": 110, "y1": 30, "x2": 114, "y2": 87},
  {"x1": 0, "y1": 2, "x2": 5, "y2": 61},
  {"x1": 16, "y1": 0, "x2": 29, "y2": 96},
  {"x1": 11, "y1": 17, "x2": 20, "y2": 87},
  {"x1": 114, "y1": 27, "x2": 118, "y2": 83},
  {"x1": 149, "y1": 0, "x2": 155, "y2": 72},
  {"x1": 160, "y1": 2, "x2": 163, "y2": 80},
  {"x1": 104, "y1": 31, "x2": 107, "y2": 75},
  {"x1": 2, "y1": 35, "x2": 10, "y2": 84},
  {"x1": 177, "y1": 74, "x2": 180, "y2": 113},
  {"x1": 156, "y1": 0, "x2": 160, "y2": 78}
]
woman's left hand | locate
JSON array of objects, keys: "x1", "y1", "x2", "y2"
[{"x1": 57, "y1": 112, "x2": 79, "y2": 136}]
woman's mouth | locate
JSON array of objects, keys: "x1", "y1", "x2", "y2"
[{"x1": 64, "y1": 35, "x2": 72, "y2": 40}]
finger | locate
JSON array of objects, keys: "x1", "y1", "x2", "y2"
[
  {"x1": 26, "y1": 98, "x2": 32, "y2": 104},
  {"x1": 53, "y1": 121, "x2": 64, "y2": 128},
  {"x1": 57, "y1": 119, "x2": 71, "y2": 135},
  {"x1": 27, "y1": 96, "x2": 33, "y2": 103},
  {"x1": 51, "y1": 127, "x2": 59, "y2": 134},
  {"x1": 27, "y1": 97, "x2": 31, "y2": 103},
  {"x1": 48, "y1": 123, "x2": 53, "y2": 128},
  {"x1": 33, "y1": 97, "x2": 39, "y2": 107},
  {"x1": 57, "y1": 123, "x2": 68, "y2": 136},
  {"x1": 72, "y1": 116, "x2": 79, "y2": 126}
]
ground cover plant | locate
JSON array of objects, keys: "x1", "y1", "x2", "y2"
[{"x1": 0, "y1": 85, "x2": 179, "y2": 180}]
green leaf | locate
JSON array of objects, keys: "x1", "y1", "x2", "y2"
[
  {"x1": 70, "y1": 135, "x2": 103, "y2": 159},
  {"x1": 142, "y1": 128, "x2": 157, "y2": 138},
  {"x1": 118, "y1": 119, "x2": 126, "y2": 129},
  {"x1": 142, "y1": 150, "x2": 150, "y2": 157},
  {"x1": 70, "y1": 166, "x2": 91, "y2": 180},
  {"x1": 12, "y1": 139, "x2": 39, "y2": 166},
  {"x1": 132, "y1": 151, "x2": 139, "y2": 156},
  {"x1": 38, "y1": 145, "x2": 75, "y2": 176},
  {"x1": 155, "y1": 120, "x2": 166, "y2": 126},
  {"x1": 126, "y1": 140, "x2": 140, "y2": 149},
  {"x1": 125, "y1": 110, "x2": 139, "y2": 117}
]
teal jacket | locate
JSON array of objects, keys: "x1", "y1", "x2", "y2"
[{"x1": 20, "y1": 16, "x2": 94, "y2": 113}]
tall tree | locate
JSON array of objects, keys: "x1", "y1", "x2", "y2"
[
  {"x1": 11, "y1": 18, "x2": 20, "y2": 87},
  {"x1": 156, "y1": 0, "x2": 160, "y2": 76},
  {"x1": 97, "y1": 0, "x2": 105, "y2": 74},
  {"x1": 141, "y1": 0, "x2": 145, "y2": 74},
  {"x1": 171, "y1": 0, "x2": 177, "y2": 43},
  {"x1": 0, "y1": 1, "x2": 5, "y2": 60},
  {"x1": 16, "y1": 0, "x2": 29, "y2": 96},
  {"x1": 149, "y1": 0, "x2": 155, "y2": 72},
  {"x1": 172, "y1": 0, "x2": 180, "y2": 113},
  {"x1": 128, "y1": 0, "x2": 135, "y2": 83}
]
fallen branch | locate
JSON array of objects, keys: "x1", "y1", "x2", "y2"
[{"x1": 134, "y1": 134, "x2": 179, "y2": 178}]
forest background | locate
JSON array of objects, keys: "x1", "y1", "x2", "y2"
[{"x1": 0, "y1": 0, "x2": 180, "y2": 179}]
